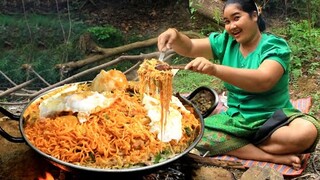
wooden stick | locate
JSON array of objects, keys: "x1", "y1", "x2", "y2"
[{"x1": 187, "y1": 153, "x2": 246, "y2": 169}]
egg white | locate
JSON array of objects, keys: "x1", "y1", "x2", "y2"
[
  {"x1": 142, "y1": 94, "x2": 190, "y2": 142},
  {"x1": 39, "y1": 87, "x2": 115, "y2": 123}
]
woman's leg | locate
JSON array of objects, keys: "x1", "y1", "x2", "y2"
[
  {"x1": 225, "y1": 117, "x2": 318, "y2": 170},
  {"x1": 257, "y1": 118, "x2": 318, "y2": 154},
  {"x1": 226, "y1": 143, "x2": 302, "y2": 170}
]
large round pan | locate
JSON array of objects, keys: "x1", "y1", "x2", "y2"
[{"x1": 0, "y1": 82, "x2": 210, "y2": 173}]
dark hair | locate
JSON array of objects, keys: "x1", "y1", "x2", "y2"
[{"x1": 223, "y1": 0, "x2": 266, "y2": 32}]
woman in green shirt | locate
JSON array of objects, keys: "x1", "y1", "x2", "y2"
[{"x1": 157, "y1": 0, "x2": 319, "y2": 169}]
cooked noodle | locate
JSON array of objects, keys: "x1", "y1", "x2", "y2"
[
  {"x1": 23, "y1": 60, "x2": 200, "y2": 169},
  {"x1": 137, "y1": 59, "x2": 173, "y2": 140}
]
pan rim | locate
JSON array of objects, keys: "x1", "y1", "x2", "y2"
[{"x1": 19, "y1": 82, "x2": 204, "y2": 173}]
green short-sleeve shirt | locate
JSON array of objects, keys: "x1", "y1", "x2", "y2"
[{"x1": 208, "y1": 30, "x2": 293, "y2": 123}]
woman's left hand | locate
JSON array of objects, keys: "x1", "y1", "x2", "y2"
[{"x1": 185, "y1": 57, "x2": 217, "y2": 76}]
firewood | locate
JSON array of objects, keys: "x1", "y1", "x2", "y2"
[{"x1": 187, "y1": 153, "x2": 245, "y2": 169}]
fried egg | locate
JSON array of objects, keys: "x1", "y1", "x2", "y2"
[
  {"x1": 91, "y1": 69, "x2": 128, "y2": 93},
  {"x1": 142, "y1": 94, "x2": 190, "y2": 142},
  {"x1": 39, "y1": 88, "x2": 116, "y2": 123}
]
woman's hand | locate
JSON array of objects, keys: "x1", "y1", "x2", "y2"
[
  {"x1": 157, "y1": 28, "x2": 213, "y2": 59},
  {"x1": 157, "y1": 28, "x2": 179, "y2": 51},
  {"x1": 185, "y1": 57, "x2": 217, "y2": 76}
]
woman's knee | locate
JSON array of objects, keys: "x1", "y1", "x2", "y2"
[{"x1": 288, "y1": 118, "x2": 318, "y2": 149}]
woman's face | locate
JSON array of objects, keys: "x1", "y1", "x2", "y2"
[{"x1": 223, "y1": 4, "x2": 259, "y2": 44}]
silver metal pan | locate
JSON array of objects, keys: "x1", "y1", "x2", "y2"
[{"x1": 0, "y1": 82, "x2": 214, "y2": 173}]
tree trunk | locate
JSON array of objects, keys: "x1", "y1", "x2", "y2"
[
  {"x1": 56, "y1": 31, "x2": 204, "y2": 72},
  {"x1": 190, "y1": 0, "x2": 225, "y2": 27}
]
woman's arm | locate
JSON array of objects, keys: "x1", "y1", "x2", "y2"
[
  {"x1": 157, "y1": 28, "x2": 214, "y2": 59},
  {"x1": 158, "y1": 29, "x2": 285, "y2": 92},
  {"x1": 186, "y1": 58, "x2": 284, "y2": 92}
]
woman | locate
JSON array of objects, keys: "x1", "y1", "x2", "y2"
[{"x1": 157, "y1": 0, "x2": 319, "y2": 169}]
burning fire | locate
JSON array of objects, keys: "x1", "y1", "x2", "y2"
[{"x1": 38, "y1": 172, "x2": 54, "y2": 180}]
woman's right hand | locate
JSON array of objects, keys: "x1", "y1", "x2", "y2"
[
  {"x1": 185, "y1": 57, "x2": 217, "y2": 76},
  {"x1": 157, "y1": 28, "x2": 212, "y2": 60},
  {"x1": 157, "y1": 28, "x2": 179, "y2": 51}
]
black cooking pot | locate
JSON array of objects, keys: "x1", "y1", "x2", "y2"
[
  {"x1": 185, "y1": 86, "x2": 219, "y2": 118},
  {"x1": 0, "y1": 84, "x2": 218, "y2": 173}
]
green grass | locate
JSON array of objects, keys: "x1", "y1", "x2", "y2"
[{"x1": 173, "y1": 70, "x2": 224, "y2": 93}]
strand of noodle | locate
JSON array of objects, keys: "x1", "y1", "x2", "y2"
[{"x1": 137, "y1": 59, "x2": 173, "y2": 144}]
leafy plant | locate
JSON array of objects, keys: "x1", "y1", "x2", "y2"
[
  {"x1": 189, "y1": 0, "x2": 201, "y2": 20},
  {"x1": 87, "y1": 26, "x2": 124, "y2": 48},
  {"x1": 309, "y1": 91, "x2": 320, "y2": 117},
  {"x1": 212, "y1": 8, "x2": 222, "y2": 25},
  {"x1": 272, "y1": 19, "x2": 320, "y2": 80},
  {"x1": 285, "y1": 20, "x2": 319, "y2": 79}
]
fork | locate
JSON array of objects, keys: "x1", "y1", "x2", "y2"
[{"x1": 158, "y1": 51, "x2": 165, "y2": 61}]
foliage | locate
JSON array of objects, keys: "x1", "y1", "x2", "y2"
[
  {"x1": 0, "y1": 13, "x2": 158, "y2": 89},
  {"x1": 0, "y1": 14, "x2": 87, "y2": 87},
  {"x1": 199, "y1": 25, "x2": 223, "y2": 37},
  {"x1": 309, "y1": 92, "x2": 320, "y2": 117},
  {"x1": 87, "y1": 25, "x2": 124, "y2": 48},
  {"x1": 272, "y1": 20, "x2": 320, "y2": 79},
  {"x1": 83, "y1": 28, "x2": 155, "y2": 79},
  {"x1": 262, "y1": 0, "x2": 320, "y2": 27},
  {"x1": 212, "y1": 8, "x2": 222, "y2": 25},
  {"x1": 189, "y1": 0, "x2": 201, "y2": 20}
]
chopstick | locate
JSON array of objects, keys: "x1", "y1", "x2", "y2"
[{"x1": 156, "y1": 64, "x2": 187, "y2": 71}]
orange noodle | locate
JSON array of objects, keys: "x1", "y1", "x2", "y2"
[
  {"x1": 137, "y1": 59, "x2": 173, "y2": 141},
  {"x1": 23, "y1": 62, "x2": 200, "y2": 169}
]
